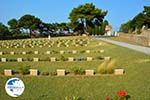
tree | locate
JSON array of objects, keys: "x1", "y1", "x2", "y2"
[
  {"x1": 69, "y1": 3, "x2": 107, "y2": 35},
  {"x1": 8, "y1": 18, "x2": 21, "y2": 35},
  {"x1": 0, "y1": 22, "x2": 10, "y2": 39},
  {"x1": 18, "y1": 14, "x2": 42, "y2": 37},
  {"x1": 120, "y1": 6, "x2": 150, "y2": 34},
  {"x1": 143, "y1": 6, "x2": 150, "y2": 28}
]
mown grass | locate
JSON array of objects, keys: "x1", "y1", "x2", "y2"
[{"x1": 0, "y1": 36, "x2": 150, "y2": 100}]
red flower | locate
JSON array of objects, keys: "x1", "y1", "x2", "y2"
[
  {"x1": 117, "y1": 90, "x2": 126, "y2": 97},
  {"x1": 105, "y1": 96, "x2": 110, "y2": 100}
]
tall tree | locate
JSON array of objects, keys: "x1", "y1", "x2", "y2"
[
  {"x1": 0, "y1": 22, "x2": 10, "y2": 39},
  {"x1": 69, "y1": 3, "x2": 107, "y2": 35},
  {"x1": 18, "y1": 14, "x2": 42, "y2": 37},
  {"x1": 8, "y1": 18, "x2": 21, "y2": 35}
]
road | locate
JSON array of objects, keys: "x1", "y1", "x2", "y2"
[{"x1": 96, "y1": 37, "x2": 150, "y2": 55}]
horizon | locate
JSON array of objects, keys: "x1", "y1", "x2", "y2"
[{"x1": 0, "y1": 0, "x2": 150, "y2": 31}]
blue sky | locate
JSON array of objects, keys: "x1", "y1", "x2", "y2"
[{"x1": 0, "y1": 0, "x2": 150, "y2": 31}]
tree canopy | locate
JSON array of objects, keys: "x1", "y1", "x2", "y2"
[
  {"x1": 69, "y1": 3, "x2": 107, "y2": 35},
  {"x1": 120, "y1": 6, "x2": 150, "y2": 34}
]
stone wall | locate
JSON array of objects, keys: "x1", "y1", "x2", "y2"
[{"x1": 119, "y1": 32, "x2": 150, "y2": 46}]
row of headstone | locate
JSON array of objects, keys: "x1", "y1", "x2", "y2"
[
  {"x1": 3, "y1": 69, "x2": 124, "y2": 76},
  {"x1": 0, "y1": 38, "x2": 90, "y2": 48},
  {"x1": 0, "y1": 50, "x2": 105, "y2": 55},
  {"x1": 0, "y1": 56, "x2": 109, "y2": 62}
]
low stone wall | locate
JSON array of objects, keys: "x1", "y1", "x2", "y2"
[{"x1": 119, "y1": 33, "x2": 150, "y2": 46}]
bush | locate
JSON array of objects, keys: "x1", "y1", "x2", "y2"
[
  {"x1": 50, "y1": 71, "x2": 57, "y2": 76},
  {"x1": 97, "y1": 59, "x2": 116, "y2": 74},
  {"x1": 8, "y1": 58, "x2": 17, "y2": 62},
  {"x1": 20, "y1": 66, "x2": 30, "y2": 75},
  {"x1": 72, "y1": 67, "x2": 85, "y2": 75},
  {"x1": 60, "y1": 55, "x2": 67, "y2": 61},
  {"x1": 41, "y1": 72, "x2": 49, "y2": 76}
]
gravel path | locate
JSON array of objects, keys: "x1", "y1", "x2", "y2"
[{"x1": 96, "y1": 37, "x2": 150, "y2": 55}]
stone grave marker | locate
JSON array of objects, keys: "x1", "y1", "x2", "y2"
[
  {"x1": 17, "y1": 58, "x2": 22, "y2": 62},
  {"x1": 46, "y1": 51, "x2": 51, "y2": 54},
  {"x1": 1, "y1": 58, "x2": 6, "y2": 62},
  {"x1": 86, "y1": 50, "x2": 90, "y2": 53},
  {"x1": 60, "y1": 50, "x2": 64, "y2": 54},
  {"x1": 34, "y1": 51, "x2": 38, "y2": 54},
  {"x1": 114, "y1": 69, "x2": 124, "y2": 75},
  {"x1": 51, "y1": 57, "x2": 56, "y2": 62},
  {"x1": 33, "y1": 58, "x2": 39, "y2": 62},
  {"x1": 22, "y1": 51, "x2": 26, "y2": 55},
  {"x1": 86, "y1": 57, "x2": 93, "y2": 61},
  {"x1": 30, "y1": 69, "x2": 38, "y2": 76},
  {"x1": 57, "y1": 69, "x2": 65, "y2": 76},
  {"x1": 0, "y1": 52, "x2": 3, "y2": 55},
  {"x1": 72, "y1": 50, "x2": 77, "y2": 54},
  {"x1": 100, "y1": 50, "x2": 104, "y2": 53},
  {"x1": 4, "y1": 69, "x2": 12, "y2": 76},
  {"x1": 68, "y1": 57, "x2": 74, "y2": 62},
  {"x1": 10, "y1": 51, "x2": 15, "y2": 55},
  {"x1": 85, "y1": 70, "x2": 94, "y2": 75},
  {"x1": 104, "y1": 57, "x2": 111, "y2": 60}
]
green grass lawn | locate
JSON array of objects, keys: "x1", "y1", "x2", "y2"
[{"x1": 0, "y1": 36, "x2": 150, "y2": 100}]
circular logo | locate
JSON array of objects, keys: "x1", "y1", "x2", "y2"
[{"x1": 5, "y1": 77, "x2": 25, "y2": 97}]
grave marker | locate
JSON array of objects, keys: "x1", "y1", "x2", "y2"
[
  {"x1": 17, "y1": 58, "x2": 22, "y2": 62},
  {"x1": 33, "y1": 58, "x2": 39, "y2": 62},
  {"x1": 114, "y1": 69, "x2": 124, "y2": 75},
  {"x1": 57, "y1": 69, "x2": 65, "y2": 76},
  {"x1": 4, "y1": 69, "x2": 12, "y2": 76},
  {"x1": 30, "y1": 69, "x2": 38, "y2": 76},
  {"x1": 68, "y1": 57, "x2": 74, "y2": 62},
  {"x1": 85, "y1": 70, "x2": 94, "y2": 75},
  {"x1": 1, "y1": 58, "x2": 6, "y2": 62}
]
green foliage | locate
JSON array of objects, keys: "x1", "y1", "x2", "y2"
[
  {"x1": 72, "y1": 67, "x2": 85, "y2": 75},
  {"x1": 97, "y1": 59, "x2": 116, "y2": 74},
  {"x1": 69, "y1": 3, "x2": 107, "y2": 35},
  {"x1": 20, "y1": 66, "x2": 30, "y2": 75},
  {"x1": 41, "y1": 72, "x2": 49, "y2": 76},
  {"x1": 0, "y1": 22, "x2": 10, "y2": 38},
  {"x1": 120, "y1": 6, "x2": 150, "y2": 33}
]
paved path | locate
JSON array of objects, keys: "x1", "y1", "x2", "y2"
[{"x1": 96, "y1": 38, "x2": 150, "y2": 55}]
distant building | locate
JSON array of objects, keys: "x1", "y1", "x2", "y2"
[{"x1": 105, "y1": 25, "x2": 113, "y2": 36}]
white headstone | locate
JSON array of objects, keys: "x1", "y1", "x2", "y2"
[
  {"x1": 57, "y1": 69, "x2": 65, "y2": 76},
  {"x1": 17, "y1": 58, "x2": 22, "y2": 62},
  {"x1": 0, "y1": 52, "x2": 3, "y2": 55},
  {"x1": 86, "y1": 57, "x2": 93, "y2": 61},
  {"x1": 68, "y1": 57, "x2": 74, "y2": 61},
  {"x1": 10, "y1": 51, "x2": 15, "y2": 55},
  {"x1": 86, "y1": 50, "x2": 90, "y2": 53},
  {"x1": 4, "y1": 69, "x2": 12, "y2": 76},
  {"x1": 114, "y1": 69, "x2": 124, "y2": 75},
  {"x1": 33, "y1": 58, "x2": 39, "y2": 62},
  {"x1": 30, "y1": 69, "x2": 38, "y2": 76},
  {"x1": 22, "y1": 52, "x2": 26, "y2": 55},
  {"x1": 51, "y1": 57, "x2": 56, "y2": 62},
  {"x1": 34, "y1": 51, "x2": 38, "y2": 54},
  {"x1": 85, "y1": 70, "x2": 94, "y2": 75},
  {"x1": 1, "y1": 58, "x2": 6, "y2": 62}
]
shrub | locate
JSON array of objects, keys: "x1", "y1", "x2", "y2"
[
  {"x1": 60, "y1": 55, "x2": 67, "y2": 61},
  {"x1": 41, "y1": 72, "x2": 49, "y2": 76},
  {"x1": 20, "y1": 66, "x2": 30, "y2": 75},
  {"x1": 8, "y1": 58, "x2": 17, "y2": 62},
  {"x1": 97, "y1": 59, "x2": 116, "y2": 74},
  {"x1": 50, "y1": 71, "x2": 57, "y2": 76},
  {"x1": 72, "y1": 67, "x2": 85, "y2": 75}
]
